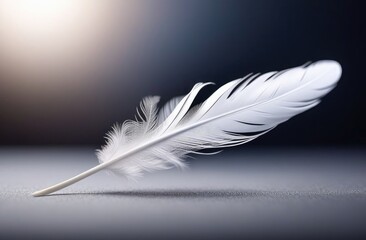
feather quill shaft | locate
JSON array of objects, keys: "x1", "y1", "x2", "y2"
[{"x1": 32, "y1": 60, "x2": 342, "y2": 196}]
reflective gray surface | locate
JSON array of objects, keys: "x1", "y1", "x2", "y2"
[{"x1": 1, "y1": 148, "x2": 366, "y2": 239}]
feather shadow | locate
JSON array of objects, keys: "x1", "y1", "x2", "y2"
[
  {"x1": 44, "y1": 189, "x2": 366, "y2": 199},
  {"x1": 46, "y1": 189, "x2": 272, "y2": 199}
]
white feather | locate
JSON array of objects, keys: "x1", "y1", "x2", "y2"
[{"x1": 32, "y1": 60, "x2": 342, "y2": 196}]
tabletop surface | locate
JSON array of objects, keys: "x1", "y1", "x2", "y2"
[{"x1": 1, "y1": 147, "x2": 365, "y2": 239}]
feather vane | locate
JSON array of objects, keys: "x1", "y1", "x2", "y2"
[{"x1": 32, "y1": 60, "x2": 342, "y2": 196}]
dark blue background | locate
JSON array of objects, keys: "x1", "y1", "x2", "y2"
[{"x1": 0, "y1": 0, "x2": 364, "y2": 146}]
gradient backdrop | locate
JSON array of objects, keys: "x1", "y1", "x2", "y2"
[
  {"x1": 0, "y1": 0, "x2": 365, "y2": 147},
  {"x1": 1, "y1": 1, "x2": 366, "y2": 239}
]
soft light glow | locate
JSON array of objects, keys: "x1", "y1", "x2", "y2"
[
  {"x1": 0, "y1": 0, "x2": 146, "y2": 88},
  {"x1": 0, "y1": 0, "x2": 84, "y2": 36},
  {"x1": 0, "y1": 0, "x2": 112, "y2": 84}
]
